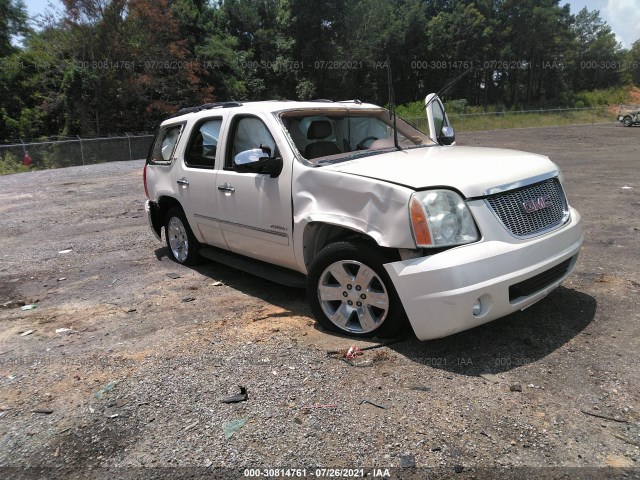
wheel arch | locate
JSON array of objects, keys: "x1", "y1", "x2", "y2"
[
  {"x1": 301, "y1": 221, "x2": 399, "y2": 272},
  {"x1": 156, "y1": 196, "x2": 183, "y2": 230}
]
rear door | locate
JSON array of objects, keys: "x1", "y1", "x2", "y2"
[{"x1": 175, "y1": 116, "x2": 228, "y2": 248}]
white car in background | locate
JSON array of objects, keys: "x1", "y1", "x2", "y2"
[{"x1": 144, "y1": 95, "x2": 583, "y2": 340}]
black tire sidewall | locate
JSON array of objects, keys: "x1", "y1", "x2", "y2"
[
  {"x1": 623, "y1": 116, "x2": 632, "y2": 127},
  {"x1": 306, "y1": 241, "x2": 407, "y2": 338},
  {"x1": 165, "y1": 207, "x2": 201, "y2": 265}
]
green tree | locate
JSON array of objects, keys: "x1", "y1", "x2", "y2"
[
  {"x1": 569, "y1": 7, "x2": 623, "y2": 92},
  {"x1": 0, "y1": 0, "x2": 29, "y2": 56},
  {"x1": 624, "y1": 40, "x2": 640, "y2": 86}
]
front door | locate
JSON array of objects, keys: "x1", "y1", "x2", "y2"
[{"x1": 215, "y1": 115, "x2": 297, "y2": 270}]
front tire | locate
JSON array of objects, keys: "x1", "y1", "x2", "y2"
[
  {"x1": 622, "y1": 116, "x2": 633, "y2": 127},
  {"x1": 306, "y1": 241, "x2": 407, "y2": 338},
  {"x1": 165, "y1": 207, "x2": 202, "y2": 265}
]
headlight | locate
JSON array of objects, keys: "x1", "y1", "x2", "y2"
[{"x1": 409, "y1": 190, "x2": 479, "y2": 247}]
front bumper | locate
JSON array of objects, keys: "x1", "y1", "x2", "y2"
[
  {"x1": 384, "y1": 207, "x2": 583, "y2": 340},
  {"x1": 145, "y1": 200, "x2": 162, "y2": 241}
]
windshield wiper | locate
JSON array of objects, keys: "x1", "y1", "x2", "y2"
[{"x1": 386, "y1": 55, "x2": 401, "y2": 151}]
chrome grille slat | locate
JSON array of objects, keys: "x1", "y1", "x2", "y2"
[{"x1": 486, "y1": 178, "x2": 568, "y2": 237}]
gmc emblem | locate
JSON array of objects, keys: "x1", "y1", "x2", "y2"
[{"x1": 522, "y1": 195, "x2": 552, "y2": 213}]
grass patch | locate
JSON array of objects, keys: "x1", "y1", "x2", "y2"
[
  {"x1": 0, "y1": 151, "x2": 31, "y2": 175},
  {"x1": 405, "y1": 107, "x2": 613, "y2": 133}
]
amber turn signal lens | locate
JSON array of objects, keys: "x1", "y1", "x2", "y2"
[{"x1": 410, "y1": 197, "x2": 432, "y2": 246}]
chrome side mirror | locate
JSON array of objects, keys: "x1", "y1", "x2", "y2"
[{"x1": 439, "y1": 126, "x2": 455, "y2": 146}]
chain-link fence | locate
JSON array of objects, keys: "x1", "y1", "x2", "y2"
[
  {"x1": 0, "y1": 133, "x2": 154, "y2": 172},
  {"x1": 0, "y1": 107, "x2": 616, "y2": 173}
]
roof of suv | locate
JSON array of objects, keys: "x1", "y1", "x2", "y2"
[{"x1": 162, "y1": 100, "x2": 384, "y2": 125}]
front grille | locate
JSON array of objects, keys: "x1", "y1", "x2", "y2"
[
  {"x1": 509, "y1": 257, "x2": 573, "y2": 302},
  {"x1": 486, "y1": 178, "x2": 568, "y2": 237}
]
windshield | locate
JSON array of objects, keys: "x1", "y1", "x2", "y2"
[{"x1": 280, "y1": 109, "x2": 433, "y2": 164}]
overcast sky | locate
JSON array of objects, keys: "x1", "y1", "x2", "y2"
[{"x1": 21, "y1": 0, "x2": 640, "y2": 48}]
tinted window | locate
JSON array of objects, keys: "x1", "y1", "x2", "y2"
[
  {"x1": 227, "y1": 117, "x2": 276, "y2": 168},
  {"x1": 149, "y1": 124, "x2": 183, "y2": 163},
  {"x1": 185, "y1": 118, "x2": 222, "y2": 168},
  {"x1": 432, "y1": 101, "x2": 448, "y2": 138}
]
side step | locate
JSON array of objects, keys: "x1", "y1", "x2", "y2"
[{"x1": 199, "y1": 247, "x2": 307, "y2": 289}]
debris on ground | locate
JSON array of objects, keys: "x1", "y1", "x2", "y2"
[
  {"x1": 328, "y1": 339, "x2": 405, "y2": 358},
  {"x1": 372, "y1": 350, "x2": 391, "y2": 363},
  {"x1": 32, "y1": 409, "x2": 54, "y2": 414},
  {"x1": 345, "y1": 345, "x2": 363, "y2": 359},
  {"x1": 580, "y1": 408, "x2": 630, "y2": 423},
  {"x1": 220, "y1": 386, "x2": 248, "y2": 404},
  {"x1": 20, "y1": 330, "x2": 34, "y2": 336},
  {"x1": 411, "y1": 386, "x2": 431, "y2": 392},
  {"x1": 612, "y1": 432, "x2": 640, "y2": 447},
  {"x1": 55, "y1": 327, "x2": 78, "y2": 335},
  {"x1": 58, "y1": 249, "x2": 73, "y2": 254},
  {"x1": 94, "y1": 381, "x2": 118, "y2": 399},
  {"x1": 166, "y1": 273, "x2": 181, "y2": 279},
  {"x1": 358, "y1": 399, "x2": 386, "y2": 409},
  {"x1": 223, "y1": 418, "x2": 247, "y2": 439},
  {"x1": 20, "y1": 305, "x2": 37, "y2": 311},
  {"x1": 184, "y1": 420, "x2": 199, "y2": 431},
  {"x1": 480, "y1": 373, "x2": 500, "y2": 384},
  {"x1": 57, "y1": 277, "x2": 66, "y2": 282},
  {"x1": 123, "y1": 307, "x2": 137, "y2": 313},
  {"x1": 300, "y1": 404, "x2": 337, "y2": 413},
  {"x1": 181, "y1": 297, "x2": 196, "y2": 303},
  {"x1": 510, "y1": 383, "x2": 523, "y2": 392},
  {"x1": 399, "y1": 454, "x2": 416, "y2": 468},
  {"x1": 1, "y1": 300, "x2": 25, "y2": 309},
  {"x1": 211, "y1": 281, "x2": 224, "y2": 286}
]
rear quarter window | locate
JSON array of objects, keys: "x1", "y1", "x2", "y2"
[{"x1": 148, "y1": 123, "x2": 184, "y2": 164}]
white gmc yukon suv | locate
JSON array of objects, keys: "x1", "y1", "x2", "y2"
[{"x1": 143, "y1": 96, "x2": 583, "y2": 340}]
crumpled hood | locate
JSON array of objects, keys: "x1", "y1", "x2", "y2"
[{"x1": 323, "y1": 146, "x2": 558, "y2": 198}]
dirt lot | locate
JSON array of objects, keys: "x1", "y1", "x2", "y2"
[{"x1": 0, "y1": 123, "x2": 638, "y2": 479}]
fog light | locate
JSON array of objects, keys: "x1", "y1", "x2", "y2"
[{"x1": 472, "y1": 299, "x2": 482, "y2": 316}]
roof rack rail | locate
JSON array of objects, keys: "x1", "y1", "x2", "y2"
[
  {"x1": 166, "y1": 101, "x2": 243, "y2": 119},
  {"x1": 337, "y1": 99, "x2": 363, "y2": 104},
  {"x1": 309, "y1": 99, "x2": 334, "y2": 103}
]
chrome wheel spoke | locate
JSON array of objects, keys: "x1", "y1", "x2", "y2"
[
  {"x1": 365, "y1": 291, "x2": 389, "y2": 309},
  {"x1": 318, "y1": 284, "x2": 345, "y2": 302},
  {"x1": 329, "y1": 303, "x2": 352, "y2": 328},
  {"x1": 354, "y1": 265, "x2": 375, "y2": 289},
  {"x1": 325, "y1": 263, "x2": 353, "y2": 287},
  {"x1": 357, "y1": 306, "x2": 379, "y2": 332}
]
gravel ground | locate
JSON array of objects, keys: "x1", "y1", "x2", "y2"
[{"x1": 0, "y1": 123, "x2": 639, "y2": 479}]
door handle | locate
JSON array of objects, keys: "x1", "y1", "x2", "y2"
[
  {"x1": 218, "y1": 182, "x2": 235, "y2": 193},
  {"x1": 176, "y1": 178, "x2": 189, "y2": 186}
]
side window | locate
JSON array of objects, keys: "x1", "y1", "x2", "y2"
[
  {"x1": 185, "y1": 118, "x2": 222, "y2": 168},
  {"x1": 226, "y1": 116, "x2": 277, "y2": 169},
  {"x1": 432, "y1": 101, "x2": 449, "y2": 137},
  {"x1": 149, "y1": 124, "x2": 183, "y2": 163}
]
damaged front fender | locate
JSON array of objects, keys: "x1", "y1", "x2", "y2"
[{"x1": 292, "y1": 165, "x2": 416, "y2": 271}]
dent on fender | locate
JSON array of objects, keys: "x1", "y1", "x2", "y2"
[{"x1": 293, "y1": 166, "x2": 416, "y2": 249}]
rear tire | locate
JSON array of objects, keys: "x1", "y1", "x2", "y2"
[
  {"x1": 165, "y1": 207, "x2": 202, "y2": 265},
  {"x1": 306, "y1": 241, "x2": 407, "y2": 338},
  {"x1": 622, "y1": 116, "x2": 633, "y2": 127}
]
